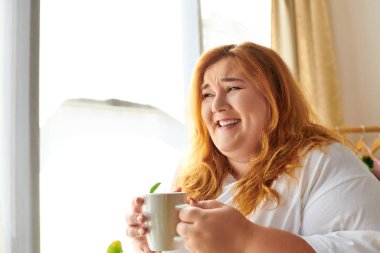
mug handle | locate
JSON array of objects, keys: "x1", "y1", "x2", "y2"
[{"x1": 175, "y1": 203, "x2": 189, "y2": 210}]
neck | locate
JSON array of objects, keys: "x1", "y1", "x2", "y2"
[{"x1": 228, "y1": 158, "x2": 250, "y2": 179}]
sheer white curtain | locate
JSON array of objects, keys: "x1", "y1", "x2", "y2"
[{"x1": 0, "y1": 1, "x2": 40, "y2": 253}]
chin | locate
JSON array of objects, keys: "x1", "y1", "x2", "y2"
[{"x1": 217, "y1": 146, "x2": 237, "y2": 157}]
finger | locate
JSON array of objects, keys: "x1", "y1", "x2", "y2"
[
  {"x1": 126, "y1": 212, "x2": 147, "y2": 226},
  {"x1": 176, "y1": 221, "x2": 192, "y2": 238},
  {"x1": 141, "y1": 245, "x2": 155, "y2": 253},
  {"x1": 131, "y1": 197, "x2": 144, "y2": 212},
  {"x1": 173, "y1": 186, "x2": 182, "y2": 192},
  {"x1": 126, "y1": 225, "x2": 148, "y2": 239},
  {"x1": 188, "y1": 197, "x2": 197, "y2": 205},
  {"x1": 179, "y1": 205, "x2": 203, "y2": 223},
  {"x1": 191, "y1": 199, "x2": 223, "y2": 209},
  {"x1": 131, "y1": 236, "x2": 154, "y2": 253}
]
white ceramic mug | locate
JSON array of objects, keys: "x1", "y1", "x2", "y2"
[{"x1": 143, "y1": 192, "x2": 187, "y2": 251}]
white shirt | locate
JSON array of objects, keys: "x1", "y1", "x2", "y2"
[{"x1": 170, "y1": 143, "x2": 380, "y2": 253}]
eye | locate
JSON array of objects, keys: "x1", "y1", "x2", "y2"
[
  {"x1": 227, "y1": 86, "x2": 241, "y2": 92},
  {"x1": 202, "y1": 92, "x2": 214, "y2": 100}
]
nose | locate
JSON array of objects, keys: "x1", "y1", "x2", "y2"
[{"x1": 211, "y1": 93, "x2": 229, "y2": 113}]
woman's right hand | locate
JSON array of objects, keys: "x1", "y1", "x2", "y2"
[
  {"x1": 126, "y1": 187, "x2": 182, "y2": 252},
  {"x1": 126, "y1": 196, "x2": 155, "y2": 253}
]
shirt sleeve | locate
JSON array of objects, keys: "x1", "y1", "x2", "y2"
[
  {"x1": 301, "y1": 231, "x2": 380, "y2": 253},
  {"x1": 299, "y1": 145, "x2": 380, "y2": 253}
]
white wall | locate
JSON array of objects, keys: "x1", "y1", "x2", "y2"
[{"x1": 328, "y1": 0, "x2": 380, "y2": 127}]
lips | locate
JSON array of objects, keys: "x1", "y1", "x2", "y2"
[{"x1": 216, "y1": 119, "x2": 240, "y2": 127}]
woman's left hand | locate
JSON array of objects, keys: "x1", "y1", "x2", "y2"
[{"x1": 176, "y1": 200, "x2": 254, "y2": 253}]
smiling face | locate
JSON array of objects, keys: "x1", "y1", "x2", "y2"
[{"x1": 200, "y1": 57, "x2": 269, "y2": 167}]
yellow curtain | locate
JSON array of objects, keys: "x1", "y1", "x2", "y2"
[{"x1": 271, "y1": 0, "x2": 344, "y2": 127}]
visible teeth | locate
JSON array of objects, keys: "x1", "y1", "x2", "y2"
[{"x1": 219, "y1": 120, "x2": 239, "y2": 127}]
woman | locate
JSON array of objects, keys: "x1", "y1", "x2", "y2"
[{"x1": 126, "y1": 42, "x2": 380, "y2": 253}]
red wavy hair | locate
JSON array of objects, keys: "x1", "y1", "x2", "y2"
[{"x1": 177, "y1": 42, "x2": 340, "y2": 216}]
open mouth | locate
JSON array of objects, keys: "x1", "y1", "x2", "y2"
[{"x1": 217, "y1": 119, "x2": 240, "y2": 127}]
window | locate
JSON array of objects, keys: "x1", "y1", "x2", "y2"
[{"x1": 40, "y1": 1, "x2": 192, "y2": 252}]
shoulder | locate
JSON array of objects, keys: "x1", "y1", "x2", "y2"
[
  {"x1": 297, "y1": 142, "x2": 380, "y2": 207},
  {"x1": 297, "y1": 143, "x2": 380, "y2": 234},
  {"x1": 302, "y1": 142, "x2": 373, "y2": 184}
]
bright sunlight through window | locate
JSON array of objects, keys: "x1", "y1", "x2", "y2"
[{"x1": 40, "y1": 1, "x2": 186, "y2": 252}]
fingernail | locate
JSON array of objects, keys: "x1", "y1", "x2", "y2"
[
  {"x1": 137, "y1": 228, "x2": 144, "y2": 235},
  {"x1": 137, "y1": 215, "x2": 143, "y2": 223},
  {"x1": 135, "y1": 198, "x2": 143, "y2": 205},
  {"x1": 189, "y1": 197, "x2": 197, "y2": 204}
]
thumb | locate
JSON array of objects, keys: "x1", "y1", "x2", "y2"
[{"x1": 191, "y1": 199, "x2": 223, "y2": 209}]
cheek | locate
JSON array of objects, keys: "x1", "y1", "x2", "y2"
[
  {"x1": 242, "y1": 96, "x2": 269, "y2": 132},
  {"x1": 201, "y1": 103, "x2": 211, "y2": 126},
  {"x1": 250, "y1": 101, "x2": 270, "y2": 135}
]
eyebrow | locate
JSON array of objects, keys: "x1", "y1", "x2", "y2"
[
  {"x1": 220, "y1": 77, "x2": 244, "y2": 82},
  {"x1": 201, "y1": 77, "x2": 244, "y2": 90}
]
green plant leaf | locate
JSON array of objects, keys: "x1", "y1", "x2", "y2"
[
  {"x1": 150, "y1": 182, "x2": 161, "y2": 193},
  {"x1": 107, "y1": 240, "x2": 123, "y2": 253}
]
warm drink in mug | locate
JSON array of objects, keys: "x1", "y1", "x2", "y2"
[{"x1": 143, "y1": 192, "x2": 187, "y2": 251}]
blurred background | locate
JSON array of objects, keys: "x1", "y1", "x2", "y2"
[{"x1": 1, "y1": 0, "x2": 379, "y2": 253}]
